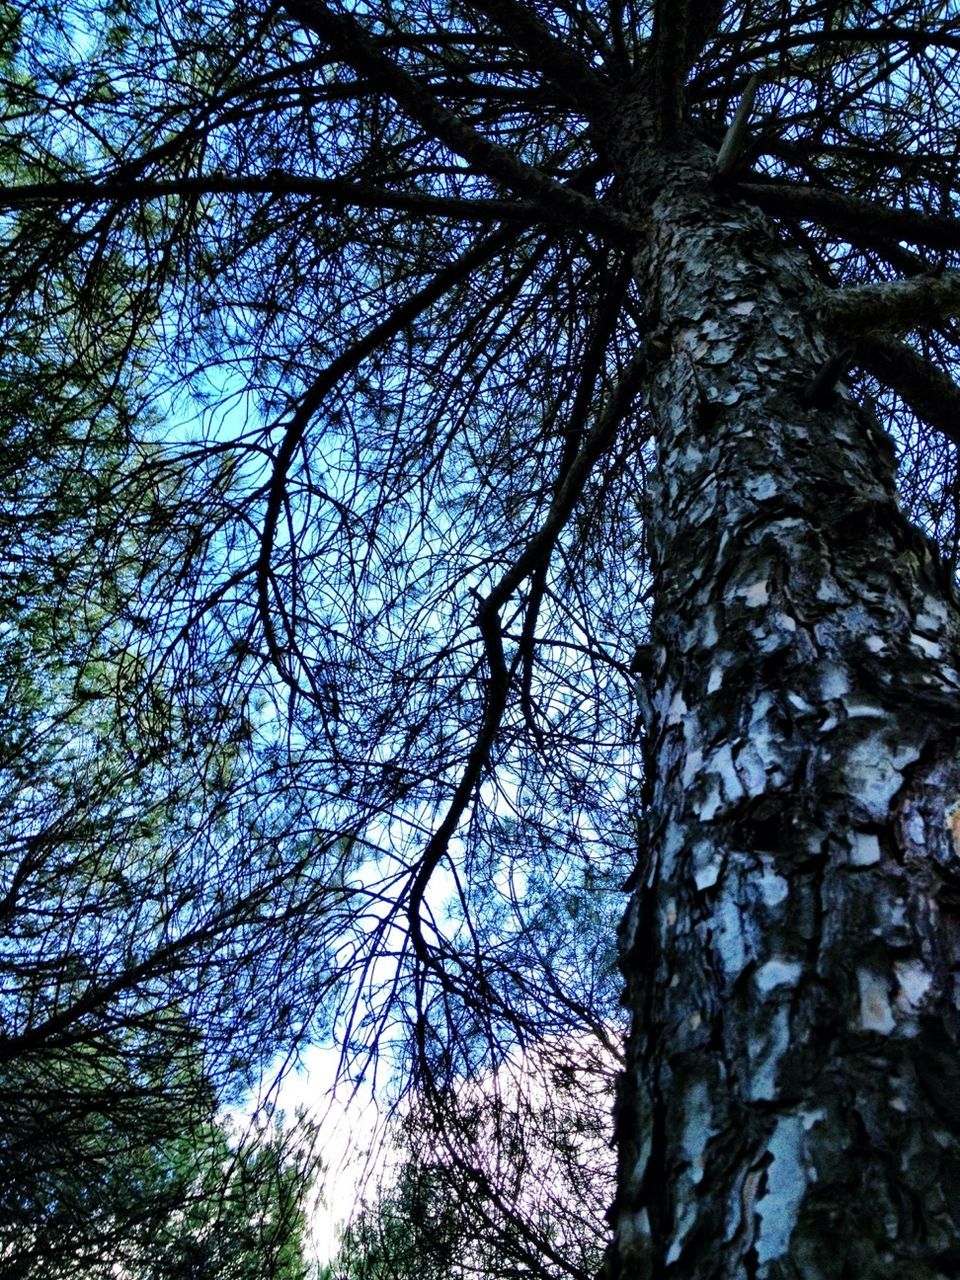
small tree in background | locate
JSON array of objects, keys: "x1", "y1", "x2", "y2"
[{"x1": 334, "y1": 1032, "x2": 615, "y2": 1280}]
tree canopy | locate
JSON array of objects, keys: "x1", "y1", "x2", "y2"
[{"x1": 6, "y1": 0, "x2": 960, "y2": 1273}]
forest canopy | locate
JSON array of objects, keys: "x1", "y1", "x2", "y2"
[{"x1": 5, "y1": 0, "x2": 960, "y2": 1275}]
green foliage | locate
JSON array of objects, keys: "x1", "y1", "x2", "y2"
[
  {"x1": 333, "y1": 1163, "x2": 463, "y2": 1280},
  {"x1": 0, "y1": 1044, "x2": 319, "y2": 1279}
]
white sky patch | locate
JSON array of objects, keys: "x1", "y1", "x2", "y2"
[
  {"x1": 228, "y1": 1043, "x2": 391, "y2": 1267},
  {"x1": 286, "y1": 1045, "x2": 391, "y2": 1264}
]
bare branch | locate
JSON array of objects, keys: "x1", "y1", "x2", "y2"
[
  {"x1": 714, "y1": 74, "x2": 760, "y2": 178},
  {"x1": 483, "y1": 351, "x2": 648, "y2": 615},
  {"x1": 458, "y1": 0, "x2": 613, "y2": 112},
  {"x1": 406, "y1": 348, "x2": 648, "y2": 954},
  {"x1": 712, "y1": 18, "x2": 960, "y2": 65},
  {"x1": 257, "y1": 225, "x2": 522, "y2": 697},
  {"x1": 821, "y1": 272, "x2": 960, "y2": 337},
  {"x1": 282, "y1": 0, "x2": 639, "y2": 240},
  {"x1": 740, "y1": 179, "x2": 960, "y2": 255},
  {"x1": 0, "y1": 172, "x2": 548, "y2": 225},
  {"x1": 854, "y1": 334, "x2": 960, "y2": 449}
]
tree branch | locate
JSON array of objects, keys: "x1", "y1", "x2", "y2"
[
  {"x1": 517, "y1": 255, "x2": 634, "y2": 742},
  {"x1": 714, "y1": 74, "x2": 760, "y2": 178},
  {"x1": 821, "y1": 272, "x2": 960, "y2": 337},
  {"x1": 483, "y1": 348, "x2": 648, "y2": 614},
  {"x1": 458, "y1": 0, "x2": 612, "y2": 113},
  {"x1": 406, "y1": 348, "x2": 648, "y2": 956},
  {"x1": 406, "y1": 591, "x2": 509, "y2": 963},
  {"x1": 740, "y1": 179, "x2": 960, "y2": 255},
  {"x1": 712, "y1": 18, "x2": 960, "y2": 66},
  {"x1": 257, "y1": 226, "x2": 522, "y2": 701},
  {"x1": 649, "y1": 0, "x2": 690, "y2": 145},
  {"x1": 853, "y1": 334, "x2": 960, "y2": 449},
  {"x1": 0, "y1": 173, "x2": 548, "y2": 226},
  {"x1": 684, "y1": 0, "x2": 726, "y2": 66},
  {"x1": 282, "y1": 0, "x2": 639, "y2": 240},
  {"x1": 650, "y1": 0, "x2": 724, "y2": 142}
]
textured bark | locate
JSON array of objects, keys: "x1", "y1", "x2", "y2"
[{"x1": 605, "y1": 102, "x2": 960, "y2": 1279}]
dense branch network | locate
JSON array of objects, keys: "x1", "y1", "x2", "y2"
[{"x1": 5, "y1": 0, "x2": 960, "y2": 1268}]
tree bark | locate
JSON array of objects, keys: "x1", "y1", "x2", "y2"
[{"x1": 606, "y1": 101, "x2": 960, "y2": 1279}]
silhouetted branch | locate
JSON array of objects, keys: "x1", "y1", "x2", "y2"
[
  {"x1": 822, "y1": 271, "x2": 960, "y2": 336},
  {"x1": 257, "y1": 226, "x2": 521, "y2": 697},
  {"x1": 0, "y1": 173, "x2": 550, "y2": 225},
  {"x1": 854, "y1": 334, "x2": 960, "y2": 448},
  {"x1": 282, "y1": 0, "x2": 639, "y2": 239},
  {"x1": 741, "y1": 179, "x2": 960, "y2": 254},
  {"x1": 458, "y1": 0, "x2": 612, "y2": 112}
]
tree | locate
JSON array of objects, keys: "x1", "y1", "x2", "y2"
[
  {"x1": 0, "y1": 92, "x2": 324, "y2": 1267},
  {"x1": 7, "y1": 0, "x2": 960, "y2": 1274},
  {"x1": 333, "y1": 1032, "x2": 616, "y2": 1280},
  {"x1": 1, "y1": 1056, "x2": 318, "y2": 1280}
]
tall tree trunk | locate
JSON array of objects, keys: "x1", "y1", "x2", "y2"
[{"x1": 607, "y1": 107, "x2": 960, "y2": 1278}]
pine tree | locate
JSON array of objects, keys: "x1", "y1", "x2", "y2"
[{"x1": 7, "y1": 0, "x2": 960, "y2": 1274}]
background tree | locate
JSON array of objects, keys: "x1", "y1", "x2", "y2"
[
  {"x1": 0, "y1": 335, "x2": 321, "y2": 1271},
  {"x1": 1, "y1": 1062, "x2": 318, "y2": 1280},
  {"x1": 332, "y1": 1031, "x2": 615, "y2": 1280},
  {"x1": 0, "y1": 55, "x2": 324, "y2": 1268},
  {"x1": 7, "y1": 0, "x2": 960, "y2": 1275}
]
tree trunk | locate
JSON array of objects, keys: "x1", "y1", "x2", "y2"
[{"x1": 607, "y1": 105, "x2": 960, "y2": 1278}]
